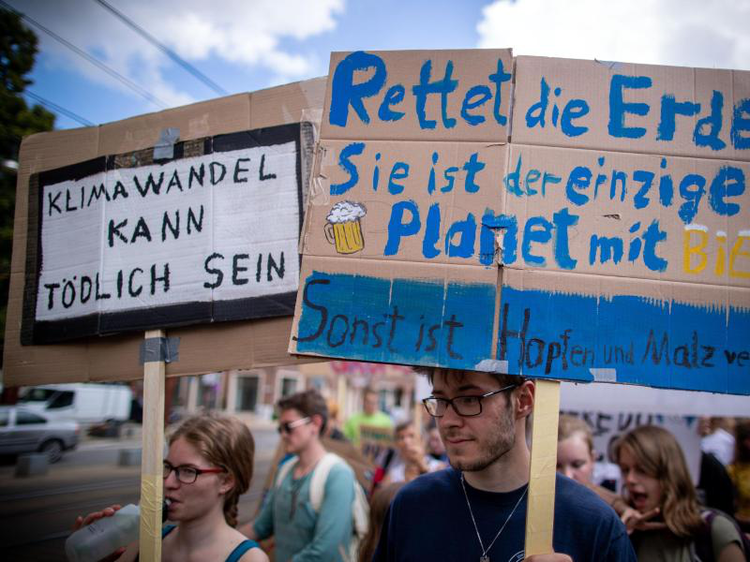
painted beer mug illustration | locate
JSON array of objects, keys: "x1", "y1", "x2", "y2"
[{"x1": 325, "y1": 201, "x2": 367, "y2": 254}]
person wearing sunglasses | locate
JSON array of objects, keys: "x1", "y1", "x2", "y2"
[
  {"x1": 373, "y1": 369, "x2": 636, "y2": 562},
  {"x1": 241, "y1": 389, "x2": 358, "y2": 562},
  {"x1": 72, "y1": 413, "x2": 267, "y2": 562}
]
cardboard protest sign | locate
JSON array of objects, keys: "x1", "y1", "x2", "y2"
[
  {"x1": 25, "y1": 124, "x2": 304, "y2": 344},
  {"x1": 359, "y1": 423, "x2": 395, "y2": 464},
  {"x1": 290, "y1": 50, "x2": 750, "y2": 396},
  {"x1": 4, "y1": 78, "x2": 326, "y2": 387}
]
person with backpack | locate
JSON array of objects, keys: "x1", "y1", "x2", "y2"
[
  {"x1": 614, "y1": 425, "x2": 747, "y2": 561},
  {"x1": 242, "y1": 389, "x2": 364, "y2": 562}
]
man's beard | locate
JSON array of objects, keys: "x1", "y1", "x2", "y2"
[{"x1": 447, "y1": 405, "x2": 516, "y2": 472}]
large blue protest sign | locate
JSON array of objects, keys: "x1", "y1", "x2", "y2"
[{"x1": 289, "y1": 50, "x2": 749, "y2": 395}]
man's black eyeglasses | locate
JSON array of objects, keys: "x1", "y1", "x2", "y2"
[
  {"x1": 277, "y1": 416, "x2": 311, "y2": 434},
  {"x1": 163, "y1": 461, "x2": 225, "y2": 484},
  {"x1": 422, "y1": 384, "x2": 519, "y2": 417}
]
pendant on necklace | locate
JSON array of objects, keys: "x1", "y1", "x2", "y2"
[{"x1": 480, "y1": 556, "x2": 490, "y2": 562}]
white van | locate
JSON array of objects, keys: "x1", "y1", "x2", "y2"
[{"x1": 18, "y1": 383, "x2": 133, "y2": 424}]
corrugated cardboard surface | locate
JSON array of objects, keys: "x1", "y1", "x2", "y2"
[
  {"x1": 4, "y1": 78, "x2": 326, "y2": 387},
  {"x1": 290, "y1": 51, "x2": 750, "y2": 395}
]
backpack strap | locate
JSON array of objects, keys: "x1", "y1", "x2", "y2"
[
  {"x1": 309, "y1": 453, "x2": 341, "y2": 511},
  {"x1": 694, "y1": 510, "x2": 716, "y2": 562},
  {"x1": 225, "y1": 539, "x2": 260, "y2": 562},
  {"x1": 274, "y1": 456, "x2": 298, "y2": 489}
]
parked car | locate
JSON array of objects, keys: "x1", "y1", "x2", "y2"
[{"x1": 0, "y1": 406, "x2": 79, "y2": 463}]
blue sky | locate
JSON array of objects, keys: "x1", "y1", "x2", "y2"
[{"x1": 9, "y1": 0, "x2": 750, "y2": 130}]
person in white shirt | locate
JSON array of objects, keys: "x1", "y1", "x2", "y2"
[{"x1": 700, "y1": 416, "x2": 736, "y2": 466}]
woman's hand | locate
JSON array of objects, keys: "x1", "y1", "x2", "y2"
[
  {"x1": 71, "y1": 505, "x2": 126, "y2": 562},
  {"x1": 620, "y1": 506, "x2": 665, "y2": 534},
  {"x1": 72, "y1": 504, "x2": 122, "y2": 531}
]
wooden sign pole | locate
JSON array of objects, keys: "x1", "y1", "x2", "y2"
[
  {"x1": 524, "y1": 379, "x2": 561, "y2": 557},
  {"x1": 139, "y1": 329, "x2": 167, "y2": 562}
]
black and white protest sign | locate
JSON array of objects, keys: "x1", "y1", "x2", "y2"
[{"x1": 23, "y1": 123, "x2": 307, "y2": 344}]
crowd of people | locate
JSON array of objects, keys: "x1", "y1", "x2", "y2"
[{"x1": 74, "y1": 372, "x2": 749, "y2": 561}]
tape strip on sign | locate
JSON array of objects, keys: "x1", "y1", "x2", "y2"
[
  {"x1": 475, "y1": 359, "x2": 510, "y2": 373},
  {"x1": 589, "y1": 368, "x2": 617, "y2": 383},
  {"x1": 153, "y1": 127, "x2": 180, "y2": 160},
  {"x1": 140, "y1": 336, "x2": 180, "y2": 364}
]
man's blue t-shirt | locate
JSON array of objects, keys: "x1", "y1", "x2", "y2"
[{"x1": 374, "y1": 468, "x2": 636, "y2": 562}]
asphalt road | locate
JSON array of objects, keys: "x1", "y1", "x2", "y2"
[{"x1": 0, "y1": 424, "x2": 280, "y2": 561}]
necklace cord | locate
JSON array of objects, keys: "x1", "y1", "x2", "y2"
[{"x1": 460, "y1": 473, "x2": 529, "y2": 559}]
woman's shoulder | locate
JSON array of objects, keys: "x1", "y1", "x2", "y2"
[
  {"x1": 225, "y1": 527, "x2": 266, "y2": 562},
  {"x1": 236, "y1": 543, "x2": 268, "y2": 562}
]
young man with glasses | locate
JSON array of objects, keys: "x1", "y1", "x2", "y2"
[
  {"x1": 374, "y1": 369, "x2": 636, "y2": 562},
  {"x1": 242, "y1": 389, "x2": 357, "y2": 562}
]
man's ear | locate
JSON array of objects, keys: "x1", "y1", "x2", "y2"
[
  {"x1": 515, "y1": 380, "x2": 535, "y2": 420},
  {"x1": 311, "y1": 414, "x2": 324, "y2": 435}
]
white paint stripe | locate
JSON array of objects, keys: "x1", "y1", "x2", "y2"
[{"x1": 684, "y1": 224, "x2": 708, "y2": 232}]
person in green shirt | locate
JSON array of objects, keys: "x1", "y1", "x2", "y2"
[{"x1": 343, "y1": 387, "x2": 393, "y2": 447}]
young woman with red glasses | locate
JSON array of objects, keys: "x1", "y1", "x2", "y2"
[{"x1": 74, "y1": 413, "x2": 268, "y2": 562}]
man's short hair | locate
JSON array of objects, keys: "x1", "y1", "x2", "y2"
[
  {"x1": 277, "y1": 389, "x2": 328, "y2": 435},
  {"x1": 415, "y1": 366, "x2": 525, "y2": 389}
]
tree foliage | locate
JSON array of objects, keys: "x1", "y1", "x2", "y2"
[{"x1": 1, "y1": 9, "x2": 56, "y2": 364}]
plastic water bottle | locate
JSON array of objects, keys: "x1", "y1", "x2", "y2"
[{"x1": 65, "y1": 501, "x2": 168, "y2": 562}]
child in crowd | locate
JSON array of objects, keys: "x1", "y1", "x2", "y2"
[
  {"x1": 556, "y1": 414, "x2": 596, "y2": 484},
  {"x1": 614, "y1": 425, "x2": 745, "y2": 561},
  {"x1": 379, "y1": 420, "x2": 445, "y2": 485}
]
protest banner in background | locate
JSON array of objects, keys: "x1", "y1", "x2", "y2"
[
  {"x1": 290, "y1": 50, "x2": 750, "y2": 396},
  {"x1": 359, "y1": 423, "x2": 395, "y2": 464}
]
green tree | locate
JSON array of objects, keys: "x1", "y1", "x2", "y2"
[{"x1": 1, "y1": 9, "x2": 56, "y2": 366}]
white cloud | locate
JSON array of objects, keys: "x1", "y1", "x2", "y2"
[
  {"x1": 477, "y1": 0, "x2": 750, "y2": 71},
  {"x1": 17, "y1": 0, "x2": 344, "y2": 108}
]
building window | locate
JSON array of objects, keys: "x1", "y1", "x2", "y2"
[
  {"x1": 394, "y1": 387, "x2": 404, "y2": 407},
  {"x1": 236, "y1": 376, "x2": 259, "y2": 412},
  {"x1": 281, "y1": 377, "x2": 298, "y2": 397}
]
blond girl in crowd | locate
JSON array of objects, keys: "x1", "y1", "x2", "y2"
[
  {"x1": 557, "y1": 415, "x2": 596, "y2": 484},
  {"x1": 614, "y1": 425, "x2": 745, "y2": 561}
]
